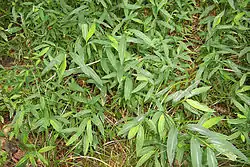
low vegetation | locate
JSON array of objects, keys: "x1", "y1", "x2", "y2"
[{"x1": 0, "y1": 0, "x2": 249, "y2": 166}]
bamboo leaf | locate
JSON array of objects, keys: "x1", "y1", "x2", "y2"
[
  {"x1": 66, "y1": 133, "x2": 80, "y2": 146},
  {"x1": 38, "y1": 146, "x2": 56, "y2": 153},
  {"x1": 144, "y1": 86, "x2": 154, "y2": 102},
  {"x1": 202, "y1": 117, "x2": 222, "y2": 128},
  {"x1": 191, "y1": 137, "x2": 202, "y2": 167},
  {"x1": 124, "y1": 77, "x2": 133, "y2": 100},
  {"x1": 81, "y1": 24, "x2": 88, "y2": 40},
  {"x1": 207, "y1": 148, "x2": 218, "y2": 167},
  {"x1": 128, "y1": 125, "x2": 139, "y2": 139},
  {"x1": 118, "y1": 35, "x2": 126, "y2": 65},
  {"x1": 167, "y1": 127, "x2": 178, "y2": 166},
  {"x1": 58, "y1": 54, "x2": 67, "y2": 83},
  {"x1": 136, "y1": 150, "x2": 155, "y2": 167},
  {"x1": 158, "y1": 114, "x2": 165, "y2": 140},
  {"x1": 213, "y1": 11, "x2": 225, "y2": 28},
  {"x1": 71, "y1": 53, "x2": 103, "y2": 88},
  {"x1": 39, "y1": 47, "x2": 50, "y2": 57},
  {"x1": 136, "y1": 125, "x2": 144, "y2": 156},
  {"x1": 50, "y1": 119, "x2": 62, "y2": 132},
  {"x1": 186, "y1": 99, "x2": 215, "y2": 112},
  {"x1": 86, "y1": 22, "x2": 96, "y2": 42},
  {"x1": 87, "y1": 120, "x2": 93, "y2": 144},
  {"x1": 227, "y1": 0, "x2": 235, "y2": 9},
  {"x1": 187, "y1": 86, "x2": 212, "y2": 98},
  {"x1": 106, "y1": 48, "x2": 117, "y2": 70},
  {"x1": 130, "y1": 29, "x2": 154, "y2": 47},
  {"x1": 42, "y1": 52, "x2": 65, "y2": 76},
  {"x1": 132, "y1": 82, "x2": 148, "y2": 93}
]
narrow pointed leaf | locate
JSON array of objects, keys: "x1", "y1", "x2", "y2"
[
  {"x1": 136, "y1": 125, "x2": 144, "y2": 156},
  {"x1": 167, "y1": 127, "x2": 178, "y2": 166},
  {"x1": 130, "y1": 29, "x2": 154, "y2": 47},
  {"x1": 202, "y1": 117, "x2": 222, "y2": 128},
  {"x1": 71, "y1": 53, "x2": 103, "y2": 88},
  {"x1": 191, "y1": 137, "x2": 202, "y2": 167},
  {"x1": 118, "y1": 35, "x2": 126, "y2": 65},
  {"x1": 87, "y1": 120, "x2": 93, "y2": 144},
  {"x1": 136, "y1": 150, "x2": 155, "y2": 167},
  {"x1": 42, "y1": 52, "x2": 64, "y2": 75},
  {"x1": 132, "y1": 82, "x2": 148, "y2": 93},
  {"x1": 128, "y1": 125, "x2": 139, "y2": 139},
  {"x1": 86, "y1": 22, "x2": 96, "y2": 42},
  {"x1": 124, "y1": 77, "x2": 133, "y2": 100},
  {"x1": 38, "y1": 146, "x2": 56, "y2": 153},
  {"x1": 213, "y1": 11, "x2": 224, "y2": 28},
  {"x1": 207, "y1": 148, "x2": 218, "y2": 167},
  {"x1": 186, "y1": 99, "x2": 215, "y2": 112},
  {"x1": 158, "y1": 114, "x2": 165, "y2": 139}
]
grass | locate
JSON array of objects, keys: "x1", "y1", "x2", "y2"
[{"x1": 0, "y1": 0, "x2": 249, "y2": 166}]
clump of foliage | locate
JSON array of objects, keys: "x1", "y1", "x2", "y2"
[{"x1": 0, "y1": 0, "x2": 249, "y2": 166}]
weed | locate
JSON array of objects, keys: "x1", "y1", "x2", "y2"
[{"x1": 0, "y1": 0, "x2": 249, "y2": 166}]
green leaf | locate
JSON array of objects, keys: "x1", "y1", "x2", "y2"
[
  {"x1": 213, "y1": 11, "x2": 224, "y2": 28},
  {"x1": 106, "y1": 48, "x2": 117, "y2": 70},
  {"x1": 87, "y1": 120, "x2": 93, "y2": 144},
  {"x1": 136, "y1": 125, "x2": 144, "y2": 156},
  {"x1": 239, "y1": 74, "x2": 247, "y2": 86},
  {"x1": 7, "y1": 27, "x2": 22, "y2": 34},
  {"x1": 202, "y1": 117, "x2": 222, "y2": 128},
  {"x1": 191, "y1": 137, "x2": 202, "y2": 167},
  {"x1": 42, "y1": 52, "x2": 65, "y2": 75},
  {"x1": 128, "y1": 125, "x2": 139, "y2": 139},
  {"x1": 130, "y1": 29, "x2": 154, "y2": 47},
  {"x1": 61, "y1": 127, "x2": 78, "y2": 133},
  {"x1": 237, "y1": 86, "x2": 250, "y2": 93},
  {"x1": 92, "y1": 115, "x2": 104, "y2": 136},
  {"x1": 81, "y1": 24, "x2": 88, "y2": 40},
  {"x1": 86, "y1": 22, "x2": 96, "y2": 42},
  {"x1": 146, "y1": 119, "x2": 157, "y2": 133},
  {"x1": 73, "y1": 110, "x2": 92, "y2": 117},
  {"x1": 227, "y1": 0, "x2": 235, "y2": 9},
  {"x1": 117, "y1": 63, "x2": 124, "y2": 83},
  {"x1": 239, "y1": 47, "x2": 250, "y2": 57},
  {"x1": 84, "y1": 134, "x2": 90, "y2": 155},
  {"x1": 118, "y1": 35, "x2": 126, "y2": 65},
  {"x1": 167, "y1": 127, "x2": 178, "y2": 166},
  {"x1": 37, "y1": 152, "x2": 48, "y2": 166},
  {"x1": 29, "y1": 155, "x2": 36, "y2": 167},
  {"x1": 132, "y1": 82, "x2": 148, "y2": 93},
  {"x1": 237, "y1": 93, "x2": 250, "y2": 105},
  {"x1": 232, "y1": 99, "x2": 247, "y2": 115},
  {"x1": 154, "y1": 153, "x2": 161, "y2": 167},
  {"x1": 234, "y1": 12, "x2": 245, "y2": 25},
  {"x1": 71, "y1": 53, "x2": 103, "y2": 88},
  {"x1": 186, "y1": 99, "x2": 215, "y2": 112},
  {"x1": 208, "y1": 138, "x2": 248, "y2": 162},
  {"x1": 0, "y1": 31, "x2": 8, "y2": 41},
  {"x1": 144, "y1": 86, "x2": 154, "y2": 102},
  {"x1": 66, "y1": 133, "x2": 80, "y2": 146},
  {"x1": 136, "y1": 150, "x2": 155, "y2": 167},
  {"x1": 16, "y1": 154, "x2": 29, "y2": 167},
  {"x1": 39, "y1": 47, "x2": 50, "y2": 57},
  {"x1": 158, "y1": 114, "x2": 165, "y2": 140},
  {"x1": 38, "y1": 146, "x2": 56, "y2": 153},
  {"x1": 187, "y1": 86, "x2": 212, "y2": 98},
  {"x1": 58, "y1": 54, "x2": 67, "y2": 82},
  {"x1": 50, "y1": 119, "x2": 62, "y2": 132},
  {"x1": 118, "y1": 121, "x2": 138, "y2": 136},
  {"x1": 124, "y1": 77, "x2": 133, "y2": 100},
  {"x1": 207, "y1": 148, "x2": 218, "y2": 167}
]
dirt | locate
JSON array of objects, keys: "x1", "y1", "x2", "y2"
[{"x1": 0, "y1": 56, "x2": 15, "y2": 68}]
